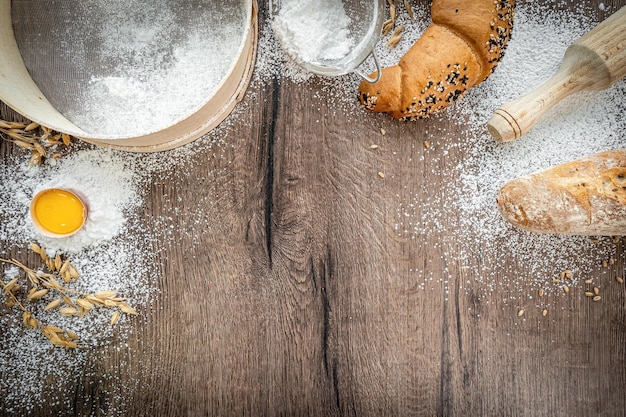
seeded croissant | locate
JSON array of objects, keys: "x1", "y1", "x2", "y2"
[{"x1": 359, "y1": 0, "x2": 515, "y2": 120}]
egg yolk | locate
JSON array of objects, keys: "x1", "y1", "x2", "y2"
[{"x1": 32, "y1": 189, "x2": 85, "y2": 235}]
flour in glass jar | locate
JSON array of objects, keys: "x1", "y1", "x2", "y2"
[{"x1": 272, "y1": 0, "x2": 355, "y2": 63}]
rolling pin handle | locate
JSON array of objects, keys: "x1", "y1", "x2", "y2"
[{"x1": 487, "y1": 108, "x2": 522, "y2": 142}]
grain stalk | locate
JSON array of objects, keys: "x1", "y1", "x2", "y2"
[
  {"x1": 0, "y1": 118, "x2": 74, "y2": 166},
  {"x1": 0, "y1": 242, "x2": 137, "y2": 348}
]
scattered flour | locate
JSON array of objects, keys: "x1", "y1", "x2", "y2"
[
  {"x1": 1, "y1": 0, "x2": 625, "y2": 414},
  {"x1": 258, "y1": 0, "x2": 625, "y2": 303},
  {"x1": 387, "y1": 2, "x2": 625, "y2": 301}
]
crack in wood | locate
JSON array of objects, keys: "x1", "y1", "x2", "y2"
[
  {"x1": 261, "y1": 74, "x2": 280, "y2": 267},
  {"x1": 314, "y1": 248, "x2": 342, "y2": 413}
]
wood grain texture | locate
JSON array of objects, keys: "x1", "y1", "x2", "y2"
[{"x1": 1, "y1": 1, "x2": 626, "y2": 416}]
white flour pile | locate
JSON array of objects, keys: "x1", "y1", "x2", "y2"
[
  {"x1": 56, "y1": 0, "x2": 247, "y2": 138},
  {"x1": 0, "y1": 150, "x2": 139, "y2": 253},
  {"x1": 273, "y1": 0, "x2": 355, "y2": 63}
]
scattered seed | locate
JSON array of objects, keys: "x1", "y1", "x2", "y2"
[
  {"x1": 22, "y1": 312, "x2": 38, "y2": 329},
  {"x1": 24, "y1": 122, "x2": 39, "y2": 131},
  {"x1": 423, "y1": 140, "x2": 430, "y2": 149},
  {"x1": 563, "y1": 285, "x2": 569, "y2": 294},
  {"x1": 404, "y1": 0, "x2": 414, "y2": 19},
  {"x1": 62, "y1": 270, "x2": 72, "y2": 284},
  {"x1": 13, "y1": 140, "x2": 34, "y2": 150},
  {"x1": 68, "y1": 264, "x2": 79, "y2": 280},
  {"x1": 370, "y1": 144, "x2": 379, "y2": 150},
  {"x1": 119, "y1": 303, "x2": 138, "y2": 315},
  {"x1": 110, "y1": 311, "x2": 121, "y2": 326},
  {"x1": 44, "y1": 299, "x2": 62, "y2": 311},
  {"x1": 380, "y1": 128, "x2": 386, "y2": 136},
  {"x1": 45, "y1": 257, "x2": 55, "y2": 271},
  {"x1": 27, "y1": 288, "x2": 49, "y2": 300},
  {"x1": 59, "y1": 259, "x2": 70, "y2": 275},
  {"x1": 609, "y1": 258, "x2": 615, "y2": 265},
  {"x1": 61, "y1": 294, "x2": 76, "y2": 308},
  {"x1": 564, "y1": 270, "x2": 573, "y2": 279},
  {"x1": 102, "y1": 299, "x2": 117, "y2": 308},
  {"x1": 387, "y1": 32, "x2": 402, "y2": 48},
  {"x1": 61, "y1": 133, "x2": 71, "y2": 147},
  {"x1": 76, "y1": 298, "x2": 94, "y2": 311},
  {"x1": 592, "y1": 296, "x2": 602, "y2": 302},
  {"x1": 65, "y1": 330, "x2": 79, "y2": 341},
  {"x1": 382, "y1": 18, "x2": 394, "y2": 36},
  {"x1": 4, "y1": 277, "x2": 19, "y2": 292},
  {"x1": 585, "y1": 291, "x2": 594, "y2": 297},
  {"x1": 389, "y1": 1, "x2": 396, "y2": 21},
  {"x1": 616, "y1": 277, "x2": 624, "y2": 284},
  {"x1": 95, "y1": 290, "x2": 117, "y2": 300},
  {"x1": 54, "y1": 254, "x2": 62, "y2": 271},
  {"x1": 542, "y1": 309, "x2": 548, "y2": 317},
  {"x1": 59, "y1": 307, "x2": 78, "y2": 316},
  {"x1": 517, "y1": 309, "x2": 524, "y2": 317},
  {"x1": 602, "y1": 260, "x2": 608, "y2": 268},
  {"x1": 538, "y1": 289, "x2": 544, "y2": 297},
  {"x1": 378, "y1": 172, "x2": 385, "y2": 179},
  {"x1": 593, "y1": 287, "x2": 600, "y2": 295},
  {"x1": 584, "y1": 279, "x2": 593, "y2": 284}
]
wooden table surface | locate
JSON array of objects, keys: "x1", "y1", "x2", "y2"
[{"x1": 1, "y1": 1, "x2": 626, "y2": 416}]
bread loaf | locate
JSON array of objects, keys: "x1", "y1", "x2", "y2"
[
  {"x1": 497, "y1": 150, "x2": 626, "y2": 235},
  {"x1": 358, "y1": 0, "x2": 515, "y2": 120}
]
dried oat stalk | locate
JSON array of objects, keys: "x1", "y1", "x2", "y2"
[
  {"x1": 383, "y1": 0, "x2": 397, "y2": 36},
  {"x1": 386, "y1": 25, "x2": 404, "y2": 48},
  {"x1": 0, "y1": 118, "x2": 74, "y2": 166},
  {"x1": 0, "y1": 242, "x2": 137, "y2": 349},
  {"x1": 403, "y1": 0, "x2": 414, "y2": 20}
]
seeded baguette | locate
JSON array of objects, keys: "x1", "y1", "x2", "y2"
[
  {"x1": 497, "y1": 150, "x2": 626, "y2": 236},
  {"x1": 359, "y1": 0, "x2": 515, "y2": 120}
]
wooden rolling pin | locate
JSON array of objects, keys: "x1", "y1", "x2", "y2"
[{"x1": 487, "y1": 6, "x2": 626, "y2": 142}]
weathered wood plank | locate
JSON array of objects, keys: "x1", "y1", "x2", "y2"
[{"x1": 1, "y1": 0, "x2": 625, "y2": 416}]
